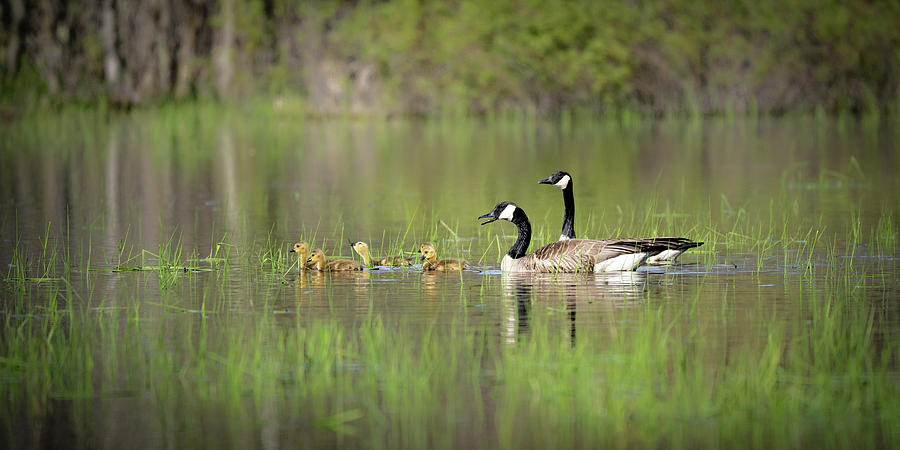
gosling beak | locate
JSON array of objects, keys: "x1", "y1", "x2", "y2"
[
  {"x1": 349, "y1": 240, "x2": 355, "y2": 249},
  {"x1": 289, "y1": 247, "x2": 296, "y2": 253},
  {"x1": 478, "y1": 212, "x2": 498, "y2": 225},
  {"x1": 305, "y1": 257, "x2": 313, "y2": 264},
  {"x1": 538, "y1": 175, "x2": 554, "y2": 184}
]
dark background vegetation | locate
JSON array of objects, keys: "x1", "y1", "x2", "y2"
[{"x1": 2, "y1": 0, "x2": 898, "y2": 115}]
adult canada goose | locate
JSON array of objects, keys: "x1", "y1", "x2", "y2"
[
  {"x1": 478, "y1": 201, "x2": 678, "y2": 273},
  {"x1": 350, "y1": 241, "x2": 415, "y2": 267},
  {"x1": 306, "y1": 249, "x2": 362, "y2": 272},
  {"x1": 419, "y1": 242, "x2": 468, "y2": 271},
  {"x1": 289, "y1": 241, "x2": 316, "y2": 270},
  {"x1": 539, "y1": 170, "x2": 703, "y2": 263},
  {"x1": 538, "y1": 170, "x2": 576, "y2": 240}
]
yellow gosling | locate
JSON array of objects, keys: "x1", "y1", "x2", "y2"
[
  {"x1": 306, "y1": 248, "x2": 362, "y2": 272},
  {"x1": 350, "y1": 241, "x2": 415, "y2": 267},
  {"x1": 289, "y1": 241, "x2": 316, "y2": 270},
  {"x1": 419, "y1": 242, "x2": 468, "y2": 271}
]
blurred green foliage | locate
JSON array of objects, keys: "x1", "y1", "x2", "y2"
[
  {"x1": 2, "y1": 0, "x2": 898, "y2": 115},
  {"x1": 329, "y1": 0, "x2": 900, "y2": 114}
]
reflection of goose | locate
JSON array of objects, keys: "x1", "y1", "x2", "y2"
[
  {"x1": 479, "y1": 201, "x2": 670, "y2": 272},
  {"x1": 306, "y1": 249, "x2": 362, "y2": 272},
  {"x1": 500, "y1": 271, "x2": 651, "y2": 345},
  {"x1": 538, "y1": 170, "x2": 703, "y2": 263},
  {"x1": 591, "y1": 271, "x2": 649, "y2": 290},
  {"x1": 501, "y1": 272, "x2": 648, "y2": 300},
  {"x1": 419, "y1": 242, "x2": 468, "y2": 271},
  {"x1": 350, "y1": 241, "x2": 415, "y2": 267},
  {"x1": 289, "y1": 241, "x2": 316, "y2": 270}
]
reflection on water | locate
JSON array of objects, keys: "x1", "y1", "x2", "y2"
[
  {"x1": 501, "y1": 272, "x2": 652, "y2": 344},
  {"x1": 1, "y1": 114, "x2": 899, "y2": 448},
  {"x1": 3, "y1": 116, "x2": 898, "y2": 263},
  {"x1": 3, "y1": 114, "x2": 898, "y2": 340}
]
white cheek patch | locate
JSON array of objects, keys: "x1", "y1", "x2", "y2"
[
  {"x1": 498, "y1": 204, "x2": 517, "y2": 221},
  {"x1": 554, "y1": 175, "x2": 570, "y2": 190}
]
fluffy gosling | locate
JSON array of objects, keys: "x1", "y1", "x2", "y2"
[
  {"x1": 350, "y1": 241, "x2": 415, "y2": 267},
  {"x1": 420, "y1": 242, "x2": 468, "y2": 271},
  {"x1": 289, "y1": 241, "x2": 316, "y2": 270},
  {"x1": 306, "y1": 248, "x2": 362, "y2": 272}
]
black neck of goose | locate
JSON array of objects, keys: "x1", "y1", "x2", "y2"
[
  {"x1": 561, "y1": 183, "x2": 575, "y2": 239},
  {"x1": 508, "y1": 209, "x2": 532, "y2": 259}
]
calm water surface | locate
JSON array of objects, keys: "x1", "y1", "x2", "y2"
[{"x1": 1, "y1": 112, "x2": 898, "y2": 448}]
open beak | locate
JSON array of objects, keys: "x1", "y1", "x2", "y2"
[
  {"x1": 305, "y1": 257, "x2": 313, "y2": 264},
  {"x1": 538, "y1": 175, "x2": 554, "y2": 184},
  {"x1": 478, "y1": 212, "x2": 498, "y2": 225}
]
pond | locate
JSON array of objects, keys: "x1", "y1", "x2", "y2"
[{"x1": 1, "y1": 109, "x2": 899, "y2": 448}]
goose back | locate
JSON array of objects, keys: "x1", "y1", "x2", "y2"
[{"x1": 502, "y1": 238, "x2": 668, "y2": 273}]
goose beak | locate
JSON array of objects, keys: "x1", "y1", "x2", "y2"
[
  {"x1": 348, "y1": 240, "x2": 355, "y2": 249},
  {"x1": 478, "y1": 212, "x2": 498, "y2": 225},
  {"x1": 289, "y1": 247, "x2": 296, "y2": 253},
  {"x1": 538, "y1": 175, "x2": 554, "y2": 184},
  {"x1": 305, "y1": 257, "x2": 313, "y2": 264}
]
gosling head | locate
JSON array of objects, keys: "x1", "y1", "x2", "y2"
[
  {"x1": 350, "y1": 241, "x2": 372, "y2": 264},
  {"x1": 307, "y1": 249, "x2": 326, "y2": 268},
  {"x1": 419, "y1": 242, "x2": 437, "y2": 262},
  {"x1": 478, "y1": 201, "x2": 522, "y2": 225},
  {"x1": 538, "y1": 170, "x2": 571, "y2": 190},
  {"x1": 350, "y1": 241, "x2": 369, "y2": 254},
  {"x1": 290, "y1": 241, "x2": 310, "y2": 255}
]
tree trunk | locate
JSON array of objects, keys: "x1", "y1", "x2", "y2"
[
  {"x1": 214, "y1": 0, "x2": 234, "y2": 99},
  {"x1": 101, "y1": 0, "x2": 121, "y2": 97},
  {"x1": 132, "y1": 1, "x2": 159, "y2": 103},
  {"x1": 5, "y1": 0, "x2": 25, "y2": 76},
  {"x1": 174, "y1": 20, "x2": 195, "y2": 98},
  {"x1": 33, "y1": 0, "x2": 61, "y2": 94},
  {"x1": 155, "y1": 0, "x2": 172, "y2": 94}
]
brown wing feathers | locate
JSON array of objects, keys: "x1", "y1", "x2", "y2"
[{"x1": 515, "y1": 238, "x2": 677, "y2": 273}]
